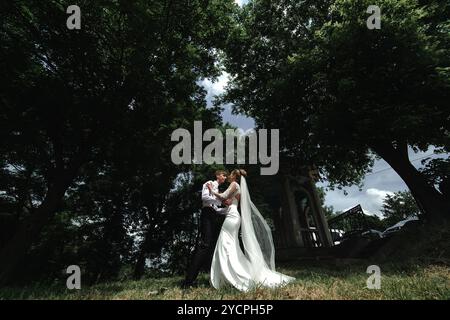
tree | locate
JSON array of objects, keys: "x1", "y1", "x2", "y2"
[
  {"x1": 365, "y1": 214, "x2": 388, "y2": 232},
  {"x1": 222, "y1": 0, "x2": 450, "y2": 222},
  {"x1": 317, "y1": 186, "x2": 338, "y2": 220},
  {"x1": 420, "y1": 152, "x2": 450, "y2": 199},
  {"x1": 0, "y1": 0, "x2": 235, "y2": 284},
  {"x1": 381, "y1": 191, "x2": 421, "y2": 227}
]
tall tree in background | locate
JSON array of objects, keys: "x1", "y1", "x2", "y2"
[
  {"x1": 381, "y1": 191, "x2": 421, "y2": 227},
  {"x1": 0, "y1": 0, "x2": 235, "y2": 284},
  {"x1": 222, "y1": 0, "x2": 450, "y2": 222},
  {"x1": 317, "y1": 187, "x2": 338, "y2": 220}
]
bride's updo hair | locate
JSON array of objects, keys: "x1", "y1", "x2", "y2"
[{"x1": 231, "y1": 169, "x2": 247, "y2": 182}]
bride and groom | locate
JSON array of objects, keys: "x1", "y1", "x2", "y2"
[{"x1": 183, "y1": 169, "x2": 295, "y2": 291}]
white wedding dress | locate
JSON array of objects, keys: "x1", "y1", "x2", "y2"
[{"x1": 210, "y1": 177, "x2": 295, "y2": 292}]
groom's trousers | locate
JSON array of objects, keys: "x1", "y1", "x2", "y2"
[{"x1": 185, "y1": 207, "x2": 223, "y2": 285}]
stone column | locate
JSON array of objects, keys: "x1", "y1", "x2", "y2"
[
  {"x1": 307, "y1": 175, "x2": 333, "y2": 247},
  {"x1": 280, "y1": 175, "x2": 304, "y2": 248}
]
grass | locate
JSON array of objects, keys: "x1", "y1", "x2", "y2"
[
  {"x1": 2, "y1": 224, "x2": 450, "y2": 300},
  {"x1": 1, "y1": 260, "x2": 449, "y2": 300}
]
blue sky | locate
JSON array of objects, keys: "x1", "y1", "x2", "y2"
[{"x1": 200, "y1": 0, "x2": 445, "y2": 218}]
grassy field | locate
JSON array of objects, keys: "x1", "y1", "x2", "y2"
[{"x1": 1, "y1": 260, "x2": 449, "y2": 300}]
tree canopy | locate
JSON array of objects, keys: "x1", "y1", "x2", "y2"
[
  {"x1": 0, "y1": 0, "x2": 449, "y2": 286},
  {"x1": 221, "y1": 0, "x2": 450, "y2": 220},
  {"x1": 0, "y1": 0, "x2": 236, "y2": 284}
]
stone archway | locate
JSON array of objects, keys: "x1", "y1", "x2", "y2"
[{"x1": 274, "y1": 170, "x2": 333, "y2": 257}]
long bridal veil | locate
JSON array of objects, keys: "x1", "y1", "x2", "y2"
[
  {"x1": 239, "y1": 176, "x2": 295, "y2": 287},
  {"x1": 239, "y1": 176, "x2": 276, "y2": 272}
]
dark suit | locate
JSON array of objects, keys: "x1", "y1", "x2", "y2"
[{"x1": 184, "y1": 206, "x2": 224, "y2": 285}]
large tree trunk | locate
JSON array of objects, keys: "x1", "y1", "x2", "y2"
[
  {"x1": 0, "y1": 168, "x2": 79, "y2": 285},
  {"x1": 133, "y1": 196, "x2": 166, "y2": 280},
  {"x1": 133, "y1": 227, "x2": 164, "y2": 280},
  {"x1": 133, "y1": 234, "x2": 161, "y2": 280},
  {"x1": 133, "y1": 249, "x2": 147, "y2": 280},
  {"x1": 371, "y1": 141, "x2": 449, "y2": 222}
]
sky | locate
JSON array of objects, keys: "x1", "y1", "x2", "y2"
[
  {"x1": 200, "y1": 73, "x2": 255, "y2": 130},
  {"x1": 199, "y1": 0, "x2": 445, "y2": 218},
  {"x1": 234, "y1": 0, "x2": 247, "y2": 6}
]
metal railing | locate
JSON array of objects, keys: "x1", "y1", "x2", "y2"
[{"x1": 327, "y1": 204, "x2": 370, "y2": 245}]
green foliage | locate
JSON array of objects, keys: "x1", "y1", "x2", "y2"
[
  {"x1": 221, "y1": 0, "x2": 449, "y2": 219},
  {"x1": 361, "y1": 214, "x2": 387, "y2": 231},
  {"x1": 223, "y1": 0, "x2": 449, "y2": 182},
  {"x1": 1, "y1": 0, "x2": 448, "y2": 285},
  {"x1": 317, "y1": 186, "x2": 338, "y2": 220},
  {"x1": 381, "y1": 190, "x2": 421, "y2": 226},
  {"x1": 420, "y1": 152, "x2": 450, "y2": 197},
  {"x1": 0, "y1": 0, "x2": 236, "y2": 283}
]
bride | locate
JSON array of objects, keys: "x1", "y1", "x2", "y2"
[{"x1": 207, "y1": 169, "x2": 295, "y2": 292}]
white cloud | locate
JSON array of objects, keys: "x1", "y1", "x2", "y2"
[
  {"x1": 366, "y1": 188, "x2": 394, "y2": 206},
  {"x1": 319, "y1": 184, "x2": 397, "y2": 218},
  {"x1": 234, "y1": 0, "x2": 246, "y2": 6},
  {"x1": 200, "y1": 72, "x2": 230, "y2": 104},
  {"x1": 365, "y1": 188, "x2": 394, "y2": 217},
  {"x1": 362, "y1": 208, "x2": 379, "y2": 217},
  {"x1": 200, "y1": 72, "x2": 255, "y2": 130}
]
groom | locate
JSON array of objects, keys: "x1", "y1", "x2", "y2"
[{"x1": 183, "y1": 170, "x2": 230, "y2": 288}]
